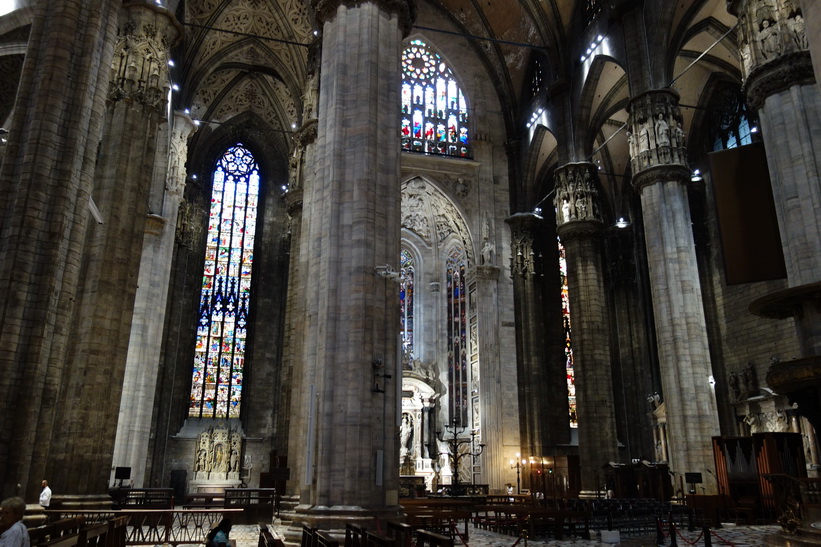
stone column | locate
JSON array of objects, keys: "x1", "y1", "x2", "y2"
[
  {"x1": 466, "y1": 264, "x2": 506, "y2": 489},
  {"x1": 0, "y1": 0, "x2": 120, "y2": 500},
  {"x1": 553, "y1": 162, "x2": 619, "y2": 491},
  {"x1": 504, "y1": 213, "x2": 568, "y2": 459},
  {"x1": 288, "y1": 0, "x2": 414, "y2": 530},
  {"x1": 282, "y1": 117, "x2": 316, "y2": 496},
  {"x1": 730, "y1": 0, "x2": 821, "y2": 437},
  {"x1": 628, "y1": 89, "x2": 720, "y2": 486},
  {"x1": 112, "y1": 111, "x2": 196, "y2": 487},
  {"x1": 46, "y1": 1, "x2": 181, "y2": 494}
]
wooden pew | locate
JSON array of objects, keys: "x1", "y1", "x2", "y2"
[
  {"x1": 414, "y1": 530, "x2": 453, "y2": 547},
  {"x1": 343, "y1": 523, "x2": 365, "y2": 547},
  {"x1": 315, "y1": 531, "x2": 338, "y2": 547},
  {"x1": 385, "y1": 521, "x2": 412, "y2": 547},
  {"x1": 30, "y1": 517, "x2": 85, "y2": 546}
]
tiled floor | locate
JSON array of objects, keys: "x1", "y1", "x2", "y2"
[{"x1": 230, "y1": 521, "x2": 783, "y2": 547}]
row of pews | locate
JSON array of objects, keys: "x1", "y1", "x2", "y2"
[
  {"x1": 28, "y1": 516, "x2": 128, "y2": 547},
  {"x1": 299, "y1": 522, "x2": 454, "y2": 547}
]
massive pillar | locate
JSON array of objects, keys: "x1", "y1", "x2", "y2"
[
  {"x1": 0, "y1": 0, "x2": 120, "y2": 500},
  {"x1": 729, "y1": 0, "x2": 821, "y2": 433},
  {"x1": 553, "y1": 162, "x2": 619, "y2": 491},
  {"x1": 288, "y1": 0, "x2": 414, "y2": 530},
  {"x1": 282, "y1": 112, "x2": 317, "y2": 495},
  {"x1": 505, "y1": 214, "x2": 568, "y2": 461},
  {"x1": 466, "y1": 261, "x2": 506, "y2": 489},
  {"x1": 113, "y1": 111, "x2": 196, "y2": 487},
  {"x1": 47, "y1": 1, "x2": 181, "y2": 494},
  {"x1": 627, "y1": 89, "x2": 720, "y2": 486}
]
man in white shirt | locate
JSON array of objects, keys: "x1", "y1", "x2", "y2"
[
  {"x1": 0, "y1": 497, "x2": 30, "y2": 547},
  {"x1": 39, "y1": 481, "x2": 51, "y2": 509}
]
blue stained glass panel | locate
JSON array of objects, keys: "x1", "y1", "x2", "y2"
[{"x1": 189, "y1": 144, "x2": 260, "y2": 419}]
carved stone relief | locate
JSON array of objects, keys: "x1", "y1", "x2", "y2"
[
  {"x1": 627, "y1": 92, "x2": 688, "y2": 177},
  {"x1": 193, "y1": 424, "x2": 243, "y2": 481},
  {"x1": 553, "y1": 163, "x2": 602, "y2": 226},
  {"x1": 401, "y1": 177, "x2": 473, "y2": 264},
  {"x1": 731, "y1": 0, "x2": 808, "y2": 80},
  {"x1": 109, "y1": 6, "x2": 178, "y2": 111}
]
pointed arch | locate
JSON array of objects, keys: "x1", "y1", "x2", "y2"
[
  {"x1": 189, "y1": 143, "x2": 261, "y2": 419},
  {"x1": 401, "y1": 39, "x2": 471, "y2": 158}
]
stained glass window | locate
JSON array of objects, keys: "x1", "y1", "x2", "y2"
[
  {"x1": 558, "y1": 238, "x2": 577, "y2": 428},
  {"x1": 710, "y1": 87, "x2": 757, "y2": 151},
  {"x1": 531, "y1": 59, "x2": 544, "y2": 98},
  {"x1": 585, "y1": 0, "x2": 602, "y2": 26},
  {"x1": 400, "y1": 249, "x2": 415, "y2": 359},
  {"x1": 446, "y1": 248, "x2": 468, "y2": 425},
  {"x1": 401, "y1": 39, "x2": 470, "y2": 158},
  {"x1": 189, "y1": 144, "x2": 260, "y2": 419}
]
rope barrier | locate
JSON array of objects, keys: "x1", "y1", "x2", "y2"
[
  {"x1": 449, "y1": 519, "x2": 469, "y2": 546},
  {"x1": 709, "y1": 529, "x2": 737, "y2": 546},
  {"x1": 672, "y1": 523, "x2": 703, "y2": 545}
]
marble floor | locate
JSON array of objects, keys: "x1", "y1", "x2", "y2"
[{"x1": 230, "y1": 521, "x2": 783, "y2": 547}]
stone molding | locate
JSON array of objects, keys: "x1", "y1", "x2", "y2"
[
  {"x1": 556, "y1": 219, "x2": 604, "y2": 241},
  {"x1": 285, "y1": 187, "x2": 304, "y2": 214},
  {"x1": 469, "y1": 264, "x2": 500, "y2": 281},
  {"x1": 630, "y1": 164, "x2": 691, "y2": 193},
  {"x1": 311, "y1": 0, "x2": 417, "y2": 36},
  {"x1": 109, "y1": 3, "x2": 182, "y2": 110},
  {"x1": 295, "y1": 119, "x2": 319, "y2": 147},
  {"x1": 627, "y1": 89, "x2": 688, "y2": 177},
  {"x1": 554, "y1": 162, "x2": 602, "y2": 227},
  {"x1": 744, "y1": 51, "x2": 815, "y2": 109},
  {"x1": 145, "y1": 213, "x2": 166, "y2": 236}
]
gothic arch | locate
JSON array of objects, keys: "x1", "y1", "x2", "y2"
[{"x1": 401, "y1": 176, "x2": 475, "y2": 265}]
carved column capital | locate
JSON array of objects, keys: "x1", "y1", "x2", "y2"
[
  {"x1": 294, "y1": 119, "x2": 319, "y2": 148},
  {"x1": 728, "y1": 0, "x2": 813, "y2": 108},
  {"x1": 505, "y1": 212, "x2": 546, "y2": 278},
  {"x1": 285, "y1": 187, "x2": 304, "y2": 215},
  {"x1": 312, "y1": 0, "x2": 417, "y2": 37},
  {"x1": 627, "y1": 89, "x2": 689, "y2": 184},
  {"x1": 167, "y1": 111, "x2": 197, "y2": 197},
  {"x1": 631, "y1": 164, "x2": 691, "y2": 193},
  {"x1": 110, "y1": 2, "x2": 182, "y2": 111},
  {"x1": 553, "y1": 162, "x2": 603, "y2": 230}
]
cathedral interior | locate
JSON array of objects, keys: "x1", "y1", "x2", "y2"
[{"x1": 2, "y1": 0, "x2": 821, "y2": 529}]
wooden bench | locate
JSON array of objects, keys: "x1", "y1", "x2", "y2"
[
  {"x1": 315, "y1": 531, "x2": 338, "y2": 547},
  {"x1": 414, "y1": 530, "x2": 453, "y2": 547},
  {"x1": 258, "y1": 525, "x2": 283, "y2": 547},
  {"x1": 30, "y1": 516, "x2": 127, "y2": 547},
  {"x1": 30, "y1": 517, "x2": 85, "y2": 546}
]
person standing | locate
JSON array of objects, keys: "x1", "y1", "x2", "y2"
[
  {"x1": 0, "y1": 497, "x2": 30, "y2": 547},
  {"x1": 39, "y1": 481, "x2": 51, "y2": 509}
]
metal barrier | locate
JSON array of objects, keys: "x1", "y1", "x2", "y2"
[{"x1": 45, "y1": 509, "x2": 243, "y2": 546}]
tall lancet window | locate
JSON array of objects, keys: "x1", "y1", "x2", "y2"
[
  {"x1": 558, "y1": 239, "x2": 577, "y2": 428},
  {"x1": 446, "y1": 248, "x2": 468, "y2": 425},
  {"x1": 189, "y1": 144, "x2": 260, "y2": 419},
  {"x1": 400, "y1": 249, "x2": 415, "y2": 360},
  {"x1": 401, "y1": 39, "x2": 470, "y2": 158}
]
